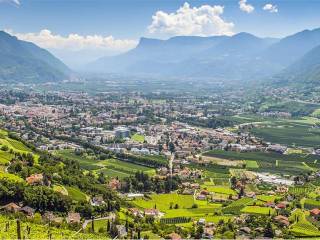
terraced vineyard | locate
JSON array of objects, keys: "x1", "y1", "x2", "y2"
[
  {"x1": 0, "y1": 215, "x2": 107, "y2": 239},
  {"x1": 222, "y1": 197, "x2": 254, "y2": 214}
]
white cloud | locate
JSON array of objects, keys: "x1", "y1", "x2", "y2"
[
  {"x1": 147, "y1": 2, "x2": 234, "y2": 37},
  {"x1": 0, "y1": 0, "x2": 20, "y2": 6},
  {"x1": 5, "y1": 29, "x2": 138, "y2": 52},
  {"x1": 263, "y1": 3, "x2": 278, "y2": 13},
  {"x1": 239, "y1": 0, "x2": 254, "y2": 13}
]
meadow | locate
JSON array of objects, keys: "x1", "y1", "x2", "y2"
[{"x1": 65, "y1": 186, "x2": 89, "y2": 202}]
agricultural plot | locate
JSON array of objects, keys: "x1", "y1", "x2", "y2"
[
  {"x1": 202, "y1": 156, "x2": 244, "y2": 167},
  {"x1": 0, "y1": 137, "x2": 31, "y2": 153},
  {"x1": 65, "y1": 186, "x2": 89, "y2": 202},
  {"x1": 98, "y1": 168, "x2": 130, "y2": 179},
  {"x1": 0, "y1": 215, "x2": 107, "y2": 239},
  {"x1": 205, "y1": 149, "x2": 319, "y2": 175},
  {"x1": 240, "y1": 206, "x2": 275, "y2": 215},
  {"x1": 289, "y1": 209, "x2": 320, "y2": 237},
  {"x1": 98, "y1": 158, "x2": 156, "y2": 176},
  {"x1": 55, "y1": 150, "x2": 155, "y2": 179},
  {"x1": 0, "y1": 150, "x2": 14, "y2": 165},
  {"x1": 204, "y1": 186, "x2": 236, "y2": 196},
  {"x1": 245, "y1": 160, "x2": 259, "y2": 169},
  {"x1": 222, "y1": 197, "x2": 254, "y2": 214},
  {"x1": 256, "y1": 195, "x2": 281, "y2": 203},
  {"x1": 303, "y1": 199, "x2": 320, "y2": 210},
  {"x1": 55, "y1": 150, "x2": 101, "y2": 170},
  {"x1": 248, "y1": 117, "x2": 320, "y2": 148},
  {"x1": 211, "y1": 178, "x2": 230, "y2": 186},
  {"x1": 289, "y1": 184, "x2": 316, "y2": 196},
  {"x1": 133, "y1": 193, "x2": 195, "y2": 211}
]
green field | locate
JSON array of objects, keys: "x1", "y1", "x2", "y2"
[
  {"x1": 131, "y1": 133, "x2": 145, "y2": 143},
  {"x1": 65, "y1": 186, "x2": 89, "y2": 202},
  {"x1": 132, "y1": 193, "x2": 225, "y2": 222},
  {"x1": 204, "y1": 149, "x2": 319, "y2": 174},
  {"x1": 133, "y1": 193, "x2": 195, "y2": 211},
  {"x1": 256, "y1": 195, "x2": 281, "y2": 203},
  {"x1": 0, "y1": 150, "x2": 14, "y2": 165},
  {"x1": 52, "y1": 184, "x2": 68, "y2": 196},
  {"x1": 245, "y1": 160, "x2": 259, "y2": 169},
  {"x1": 204, "y1": 186, "x2": 236, "y2": 195},
  {"x1": 55, "y1": 150, "x2": 155, "y2": 179},
  {"x1": 240, "y1": 206, "x2": 275, "y2": 215}
]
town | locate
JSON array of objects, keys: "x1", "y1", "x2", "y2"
[{"x1": 0, "y1": 87, "x2": 320, "y2": 239}]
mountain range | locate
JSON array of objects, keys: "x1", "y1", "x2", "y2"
[
  {"x1": 88, "y1": 28, "x2": 320, "y2": 83},
  {"x1": 1, "y1": 28, "x2": 320, "y2": 85},
  {"x1": 0, "y1": 31, "x2": 70, "y2": 83}
]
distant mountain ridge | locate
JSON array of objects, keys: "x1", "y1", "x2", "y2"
[
  {"x1": 273, "y1": 44, "x2": 320, "y2": 85},
  {"x1": 88, "y1": 28, "x2": 320, "y2": 83},
  {"x1": 0, "y1": 31, "x2": 71, "y2": 83}
]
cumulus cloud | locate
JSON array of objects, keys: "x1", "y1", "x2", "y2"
[
  {"x1": 0, "y1": 0, "x2": 20, "y2": 6},
  {"x1": 239, "y1": 0, "x2": 254, "y2": 13},
  {"x1": 263, "y1": 3, "x2": 278, "y2": 13},
  {"x1": 5, "y1": 29, "x2": 138, "y2": 52},
  {"x1": 147, "y1": 2, "x2": 234, "y2": 37}
]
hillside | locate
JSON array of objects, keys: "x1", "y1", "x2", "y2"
[
  {"x1": 88, "y1": 33, "x2": 276, "y2": 80},
  {"x1": 270, "y1": 44, "x2": 320, "y2": 87},
  {"x1": 87, "y1": 28, "x2": 320, "y2": 83},
  {"x1": 0, "y1": 31, "x2": 71, "y2": 83}
]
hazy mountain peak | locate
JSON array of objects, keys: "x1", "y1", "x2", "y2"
[{"x1": 0, "y1": 30, "x2": 71, "y2": 83}]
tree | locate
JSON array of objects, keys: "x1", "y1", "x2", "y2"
[
  {"x1": 195, "y1": 225, "x2": 204, "y2": 239},
  {"x1": 230, "y1": 176, "x2": 237, "y2": 189},
  {"x1": 168, "y1": 142, "x2": 175, "y2": 154},
  {"x1": 264, "y1": 221, "x2": 274, "y2": 238}
]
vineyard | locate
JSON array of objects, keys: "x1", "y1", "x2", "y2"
[
  {"x1": 0, "y1": 215, "x2": 107, "y2": 239},
  {"x1": 303, "y1": 199, "x2": 320, "y2": 210},
  {"x1": 222, "y1": 198, "x2": 254, "y2": 214},
  {"x1": 290, "y1": 219, "x2": 320, "y2": 237},
  {"x1": 289, "y1": 185, "x2": 316, "y2": 195},
  {"x1": 240, "y1": 206, "x2": 275, "y2": 215},
  {"x1": 160, "y1": 217, "x2": 191, "y2": 225}
]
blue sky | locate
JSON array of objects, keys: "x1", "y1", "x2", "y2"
[{"x1": 1, "y1": 0, "x2": 319, "y2": 67}]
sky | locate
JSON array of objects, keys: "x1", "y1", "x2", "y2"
[{"x1": 1, "y1": 0, "x2": 320, "y2": 68}]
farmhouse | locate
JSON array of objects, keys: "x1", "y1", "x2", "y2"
[
  {"x1": 168, "y1": 232, "x2": 182, "y2": 240},
  {"x1": 128, "y1": 208, "x2": 143, "y2": 217},
  {"x1": 310, "y1": 208, "x2": 320, "y2": 219},
  {"x1": 19, "y1": 206, "x2": 35, "y2": 217},
  {"x1": 91, "y1": 196, "x2": 105, "y2": 206},
  {"x1": 66, "y1": 212, "x2": 81, "y2": 224},
  {"x1": 26, "y1": 173, "x2": 44, "y2": 185},
  {"x1": 0, "y1": 202, "x2": 21, "y2": 213},
  {"x1": 144, "y1": 208, "x2": 163, "y2": 217},
  {"x1": 274, "y1": 215, "x2": 289, "y2": 227},
  {"x1": 109, "y1": 178, "x2": 121, "y2": 190}
]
